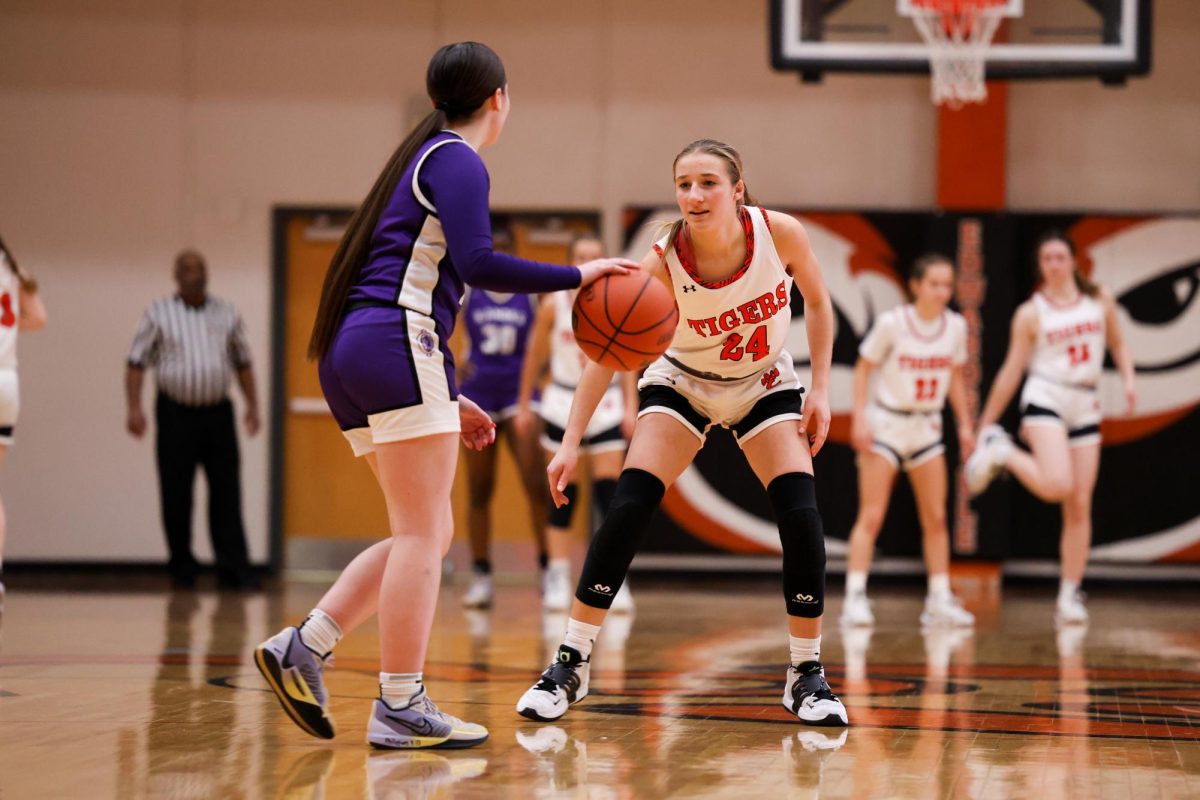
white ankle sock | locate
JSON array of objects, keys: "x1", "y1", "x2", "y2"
[
  {"x1": 563, "y1": 618, "x2": 601, "y2": 659},
  {"x1": 1058, "y1": 579, "x2": 1080, "y2": 604},
  {"x1": 790, "y1": 635, "x2": 822, "y2": 666},
  {"x1": 380, "y1": 672, "x2": 423, "y2": 708},
  {"x1": 549, "y1": 558, "x2": 571, "y2": 576},
  {"x1": 927, "y1": 573, "x2": 952, "y2": 600},
  {"x1": 846, "y1": 570, "x2": 868, "y2": 595},
  {"x1": 298, "y1": 608, "x2": 343, "y2": 655}
]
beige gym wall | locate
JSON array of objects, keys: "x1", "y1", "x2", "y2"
[{"x1": 0, "y1": 0, "x2": 1195, "y2": 564}]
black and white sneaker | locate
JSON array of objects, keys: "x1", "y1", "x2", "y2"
[
  {"x1": 782, "y1": 662, "x2": 849, "y2": 727},
  {"x1": 516, "y1": 645, "x2": 590, "y2": 722}
]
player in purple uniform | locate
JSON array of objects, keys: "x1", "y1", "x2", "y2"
[
  {"x1": 457, "y1": 285, "x2": 549, "y2": 609},
  {"x1": 253, "y1": 42, "x2": 635, "y2": 750}
]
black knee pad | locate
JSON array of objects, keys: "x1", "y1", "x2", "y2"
[
  {"x1": 546, "y1": 483, "x2": 578, "y2": 529},
  {"x1": 575, "y1": 468, "x2": 665, "y2": 609},
  {"x1": 590, "y1": 478, "x2": 618, "y2": 534},
  {"x1": 768, "y1": 472, "x2": 826, "y2": 619}
]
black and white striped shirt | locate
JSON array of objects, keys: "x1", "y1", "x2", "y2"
[{"x1": 127, "y1": 295, "x2": 252, "y2": 407}]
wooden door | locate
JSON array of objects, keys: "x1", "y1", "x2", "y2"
[{"x1": 280, "y1": 213, "x2": 388, "y2": 540}]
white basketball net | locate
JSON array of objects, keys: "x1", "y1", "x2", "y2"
[{"x1": 901, "y1": 0, "x2": 1014, "y2": 106}]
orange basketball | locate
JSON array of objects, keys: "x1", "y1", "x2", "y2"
[{"x1": 572, "y1": 272, "x2": 678, "y2": 371}]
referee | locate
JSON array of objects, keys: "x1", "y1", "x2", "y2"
[{"x1": 125, "y1": 250, "x2": 260, "y2": 590}]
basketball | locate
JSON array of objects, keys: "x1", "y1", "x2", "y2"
[{"x1": 572, "y1": 272, "x2": 678, "y2": 371}]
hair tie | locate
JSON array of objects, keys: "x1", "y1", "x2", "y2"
[{"x1": 434, "y1": 101, "x2": 451, "y2": 112}]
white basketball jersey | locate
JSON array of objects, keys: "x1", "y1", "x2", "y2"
[
  {"x1": 549, "y1": 290, "x2": 590, "y2": 387},
  {"x1": 1028, "y1": 292, "x2": 1106, "y2": 387},
  {"x1": 0, "y1": 255, "x2": 20, "y2": 370},
  {"x1": 859, "y1": 305, "x2": 967, "y2": 412},
  {"x1": 656, "y1": 206, "x2": 792, "y2": 379}
]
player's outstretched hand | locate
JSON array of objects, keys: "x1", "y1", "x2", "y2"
[
  {"x1": 458, "y1": 395, "x2": 497, "y2": 451},
  {"x1": 546, "y1": 444, "x2": 580, "y2": 508},
  {"x1": 577, "y1": 258, "x2": 640, "y2": 289},
  {"x1": 801, "y1": 389, "x2": 831, "y2": 457}
]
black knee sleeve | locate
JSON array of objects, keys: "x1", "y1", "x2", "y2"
[
  {"x1": 575, "y1": 469, "x2": 665, "y2": 609},
  {"x1": 590, "y1": 478, "x2": 618, "y2": 535},
  {"x1": 768, "y1": 472, "x2": 826, "y2": 618},
  {"x1": 546, "y1": 483, "x2": 578, "y2": 529}
]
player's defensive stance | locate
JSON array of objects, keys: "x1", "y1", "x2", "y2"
[
  {"x1": 842, "y1": 254, "x2": 976, "y2": 629},
  {"x1": 516, "y1": 139, "x2": 848, "y2": 727},
  {"x1": 965, "y1": 231, "x2": 1135, "y2": 625},
  {"x1": 252, "y1": 42, "x2": 634, "y2": 750}
]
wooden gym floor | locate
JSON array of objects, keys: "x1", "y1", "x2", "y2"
[{"x1": 1, "y1": 574, "x2": 1198, "y2": 799}]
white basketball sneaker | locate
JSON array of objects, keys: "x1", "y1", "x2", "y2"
[
  {"x1": 542, "y1": 565, "x2": 573, "y2": 612},
  {"x1": 965, "y1": 424, "x2": 1013, "y2": 496},
  {"x1": 1055, "y1": 591, "x2": 1089, "y2": 625},
  {"x1": 782, "y1": 662, "x2": 849, "y2": 727},
  {"x1": 840, "y1": 590, "x2": 875, "y2": 627},
  {"x1": 516, "y1": 645, "x2": 590, "y2": 722},
  {"x1": 920, "y1": 593, "x2": 975, "y2": 628},
  {"x1": 461, "y1": 572, "x2": 494, "y2": 609}
]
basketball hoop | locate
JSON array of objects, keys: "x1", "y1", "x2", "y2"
[{"x1": 899, "y1": 0, "x2": 1023, "y2": 107}]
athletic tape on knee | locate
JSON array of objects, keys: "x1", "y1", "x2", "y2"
[
  {"x1": 768, "y1": 472, "x2": 826, "y2": 618},
  {"x1": 547, "y1": 483, "x2": 578, "y2": 528},
  {"x1": 575, "y1": 468, "x2": 665, "y2": 609}
]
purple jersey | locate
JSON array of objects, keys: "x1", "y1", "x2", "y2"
[
  {"x1": 346, "y1": 130, "x2": 579, "y2": 343},
  {"x1": 459, "y1": 290, "x2": 537, "y2": 415},
  {"x1": 322, "y1": 131, "x2": 580, "y2": 435}
]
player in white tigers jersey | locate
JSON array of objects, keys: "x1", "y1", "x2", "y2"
[
  {"x1": 0, "y1": 236, "x2": 48, "y2": 608},
  {"x1": 841, "y1": 254, "x2": 976, "y2": 630},
  {"x1": 967, "y1": 232, "x2": 1136, "y2": 625},
  {"x1": 518, "y1": 140, "x2": 847, "y2": 729},
  {"x1": 517, "y1": 236, "x2": 638, "y2": 615},
  {"x1": 1020, "y1": 290, "x2": 1107, "y2": 444}
]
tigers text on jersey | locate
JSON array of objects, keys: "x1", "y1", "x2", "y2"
[
  {"x1": 1028, "y1": 292, "x2": 1106, "y2": 387},
  {"x1": 654, "y1": 206, "x2": 792, "y2": 380},
  {"x1": 858, "y1": 305, "x2": 967, "y2": 412},
  {"x1": 0, "y1": 254, "x2": 20, "y2": 370}
]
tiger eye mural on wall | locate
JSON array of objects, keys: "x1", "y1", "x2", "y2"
[{"x1": 621, "y1": 208, "x2": 1200, "y2": 568}]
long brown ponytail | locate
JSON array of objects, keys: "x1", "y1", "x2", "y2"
[{"x1": 308, "y1": 42, "x2": 507, "y2": 359}]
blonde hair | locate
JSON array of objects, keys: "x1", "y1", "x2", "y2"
[{"x1": 660, "y1": 139, "x2": 756, "y2": 255}]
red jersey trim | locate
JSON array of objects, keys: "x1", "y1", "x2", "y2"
[
  {"x1": 902, "y1": 305, "x2": 948, "y2": 342},
  {"x1": 674, "y1": 206, "x2": 756, "y2": 290},
  {"x1": 1037, "y1": 290, "x2": 1085, "y2": 309}
]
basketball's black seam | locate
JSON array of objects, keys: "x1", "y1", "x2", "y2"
[
  {"x1": 597, "y1": 275, "x2": 653, "y2": 364},
  {"x1": 572, "y1": 300, "x2": 608, "y2": 346},
  {"x1": 574, "y1": 334, "x2": 631, "y2": 369},
  {"x1": 620, "y1": 303, "x2": 680, "y2": 336}
]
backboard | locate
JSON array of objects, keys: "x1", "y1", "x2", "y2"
[{"x1": 770, "y1": 0, "x2": 1152, "y2": 83}]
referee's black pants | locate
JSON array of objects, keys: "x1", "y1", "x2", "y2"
[{"x1": 155, "y1": 394, "x2": 251, "y2": 584}]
